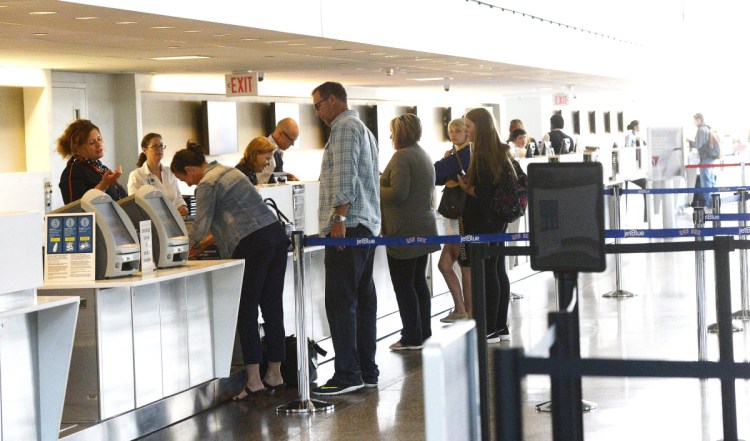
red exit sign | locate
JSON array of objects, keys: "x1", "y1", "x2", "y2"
[
  {"x1": 225, "y1": 72, "x2": 258, "y2": 97},
  {"x1": 553, "y1": 94, "x2": 569, "y2": 106}
]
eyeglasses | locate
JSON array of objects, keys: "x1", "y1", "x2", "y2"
[
  {"x1": 149, "y1": 144, "x2": 167, "y2": 151},
  {"x1": 313, "y1": 96, "x2": 329, "y2": 111},
  {"x1": 281, "y1": 130, "x2": 296, "y2": 145}
]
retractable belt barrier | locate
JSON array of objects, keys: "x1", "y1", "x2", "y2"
[{"x1": 607, "y1": 185, "x2": 746, "y2": 195}]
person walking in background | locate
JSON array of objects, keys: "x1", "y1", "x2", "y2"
[
  {"x1": 257, "y1": 118, "x2": 300, "y2": 184},
  {"x1": 57, "y1": 119, "x2": 126, "y2": 204},
  {"x1": 689, "y1": 113, "x2": 720, "y2": 208},
  {"x1": 381, "y1": 114, "x2": 440, "y2": 351},
  {"x1": 458, "y1": 108, "x2": 513, "y2": 343},
  {"x1": 311, "y1": 81, "x2": 381, "y2": 395},
  {"x1": 434, "y1": 118, "x2": 472, "y2": 323},
  {"x1": 171, "y1": 143, "x2": 289, "y2": 401},
  {"x1": 128, "y1": 133, "x2": 188, "y2": 216}
]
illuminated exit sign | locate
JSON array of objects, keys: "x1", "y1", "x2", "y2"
[
  {"x1": 225, "y1": 72, "x2": 258, "y2": 97},
  {"x1": 553, "y1": 94, "x2": 569, "y2": 106}
]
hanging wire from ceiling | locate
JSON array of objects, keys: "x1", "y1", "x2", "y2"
[{"x1": 464, "y1": 0, "x2": 643, "y2": 47}]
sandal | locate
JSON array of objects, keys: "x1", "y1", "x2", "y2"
[
  {"x1": 233, "y1": 384, "x2": 266, "y2": 401},
  {"x1": 263, "y1": 381, "x2": 287, "y2": 394}
]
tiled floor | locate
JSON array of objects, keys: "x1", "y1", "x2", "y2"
[{"x1": 142, "y1": 212, "x2": 750, "y2": 440}]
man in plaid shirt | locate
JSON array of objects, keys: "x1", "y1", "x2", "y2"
[{"x1": 311, "y1": 82, "x2": 381, "y2": 396}]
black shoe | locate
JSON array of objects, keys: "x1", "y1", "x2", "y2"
[
  {"x1": 363, "y1": 378, "x2": 378, "y2": 388},
  {"x1": 312, "y1": 378, "x2": 364, "y2": 396},
  {"x1": 262, "y1": 381, "x2": 286, "y2": 394},
  {"x1": 232, "y1": 385, "x2": 266, "y2": 401}
]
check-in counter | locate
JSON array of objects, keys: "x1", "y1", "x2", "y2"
[
  {"x1": 0, "y1": 212, "x2": 79, "y2": 441},
  {"x1": 39, "y1": 259, "x2": 244, "y2": 441}
]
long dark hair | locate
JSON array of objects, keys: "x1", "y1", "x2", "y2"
[
  {"x1": 170, "y1": 140, "x2": 205, "y2": 174},
  {"x1": 137, "y1": 132, "x2": 162, "y2": 167},
  {"x1": 465, "y1": 108, "x2": 513, "y2": 187}
]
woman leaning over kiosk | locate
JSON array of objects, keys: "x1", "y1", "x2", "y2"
[
  {"x1": 458, "y1": 108, "x2": 513, "y2": 343},
  {"x1": 171, "y1": 142, "x2": 289, "y2": 401}
]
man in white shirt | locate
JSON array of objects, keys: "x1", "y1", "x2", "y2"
[{"x1": 256, "y1": 118, "x2": 300, "y2": 184}]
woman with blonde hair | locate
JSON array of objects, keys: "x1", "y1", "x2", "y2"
[
  {"x1": 434, "y1": 118, "x2": 472, "y2": 323},
  {"x1": 458, "y1": 108, "x2": 514, "y2": 343},
  {"x1": 236, "y1": 137, "x2": 277, "y2": 185},
  {"x1": 381, "y1": 114, "x2": 440, "y2": 350}
]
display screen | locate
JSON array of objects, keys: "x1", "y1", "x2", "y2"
[
  {"x1": 528, "y1": 162, "x2": 605, "y2": 273},
  {"x1": 95, "y1": 201, "x2": 136, "y2": 246},
  {"x1": 149, "y1": 196, "x2": 185, "y2": 238}
]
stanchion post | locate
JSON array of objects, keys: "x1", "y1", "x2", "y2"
[
  {"x1": 277, "y1": 231, "x2": 334, "y2": 414},
  {"x1": 693, "y1": 207, "x2": 708, "y2": 361},
  {"x1": 604, "y1": 184, "x2": 635, "y2": 298},
  {"x1": 733, "y1": 188, "x2": 750, "y2": 320},
  {"x1": 494, "y1": 347, "x2": 524, "y2": 441},
  {"x1": 469, "y1": 242, "x2": 491, "y2": 441},
  {"x1": 712, "y1": 236, "x2": 741, "y2": 441},
  {"x1": 707, "y1": 195, "x2": 742, "y2": 335}
]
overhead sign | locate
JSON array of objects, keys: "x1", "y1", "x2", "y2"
[
  {"x1": 553, "y1": 94, "x2": 569, "y2": 106},
  {"x1": 225, "y1": 72, "x2": 258, "y2": 97}
]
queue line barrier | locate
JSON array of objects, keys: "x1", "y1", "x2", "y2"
[{"x1": 301, "y1": 227, "x2": 750, "y2": 440}]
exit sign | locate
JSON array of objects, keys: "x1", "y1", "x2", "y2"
[
  {"x1": 225, "y1": 72, "x2": 258, "y2": 97},
  {"x1": 553, "y1": 94, "x2": 569, "y2": 106}
]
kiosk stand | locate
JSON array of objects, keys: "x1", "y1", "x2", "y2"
[{"x1": 526, "y1": 162, "x2": 607, "y2": 428}]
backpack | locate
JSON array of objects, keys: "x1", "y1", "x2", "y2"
[
  {"x1": 491, "y1": 159, "x2": 528, "y2": 223},
  {"x1": 702, "y1": 129, "x2": 722, "y2": 160}
]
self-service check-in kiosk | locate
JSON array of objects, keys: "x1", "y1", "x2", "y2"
[
  {"x1": 52, "y1": 188, "x2": 141, "y2": 279},
  {"x1": 118, "y1": 185, "x2": 189, "y2": 268}
]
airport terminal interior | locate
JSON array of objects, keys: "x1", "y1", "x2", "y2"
[{"x1": 2, "y1": 1, "x2": 750, "y2": 440}]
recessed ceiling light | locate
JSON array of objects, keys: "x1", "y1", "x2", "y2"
[
  {"x1": 241, "y1": 38, "x2": 260, "y2": 41},
  {"x1": 184, "y1": 30, "x2": 202, "y2": 33},
  {"x1": 370, "y1": 52, "x2": 386, "y2": 56},
  {"x1": 149, "y1": 55, "x2": 210, "y2": 60},
  {"x1": 33, "y1": 32, "x2": 48, "y2": 36},
  {"x1": 151, "y1": 26, "x2": 174, "y2": 30},
  {"x1": 352, "y1": 50, "x2": 366, "y2": 54},
  {"x1": 288, "y1": 43, "x2": 306, "y2": 46},
  {"x1": 384, "y1": 55, "x2": 400, "y2": 58},
  {"x1": 266, "y1": 40, "x2": 287, "y2": 44},
  {"x1": 168, "y1": 46, "x2": 179, "y2": 49},
  {"x1": 29, "y1": 11, "x2": 57, "y2": 15},
  {"x1": 411, "y1": 77, "x2": 445, "y2": 82},
  {"x1": 75, "y1": 16, "x2": 99, "y2": 20},
  {"x1": 212, "y1": 33, "x2": 230, "y2": 37},
  {"x1": 313, "y1": 46, "x2": 331, "y2": 49},
  {"x1": 115, "y1": 21, "x2": 137, "y2": 25}
]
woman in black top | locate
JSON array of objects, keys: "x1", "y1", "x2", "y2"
[
  {"x1": 458, "y1": 108, "x2": 514, "y2": 343},
  {"x1": 57, "y1": 119, "x2": 126, "y2": 204},
  {"x1": 236, "y1": 137, "x2": 276, "y2": 185}
]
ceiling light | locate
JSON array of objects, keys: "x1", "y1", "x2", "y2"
[
  {"x1": 411, "y1": 77, "x2": 445, "y2": 82},
  {"x1": 149, "y1": 55, "x2": 210, "y2": 61},
  {"x1": 241, "y1": 38, "x2": 260, "y2": 41},
  {"x1": 212, "y1": 33, "x2": 230, "y2": 37},
  {"x1": 29, "y1": 11, "x2": 57, "y2": 15},
  {"x1": 370, "y1": 52, "x2": 385, "y2": 56},
  {"x1": 266, "y1": 40, "x2": 287, "y2": 44},
  {"x1": 313, "y1": 46, "x2": 331, "y2": 49},
  {"x1": 75, "y1": 16, "x2": 99, "y2": 20},
  {"x1": 288, "y1": 43, "x2": 306, "y2": 46},
  {"x1": 151, "y1": 26, "x2": 174, "y2": 29},
  {"x1": 168, "y1": 46, "x2": 179, "y2": 49},
  {"x1": 34, "y1": 33, "x2": 48, "y2": 36},
  {"x1": 115, "y1": 21, "x2": 137, "y2": 25},
  {"x1": 184, "y1": 30, "x2": 202, "y2": 33}
]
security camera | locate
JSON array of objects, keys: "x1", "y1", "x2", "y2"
[
  {"x1": 444, "y1": 83, "x2": 451, "y2": 92},
  {"x1": 257, "y1": 72, "x2": 265, "y2": 82},
  {"x1": 386, "y1": 68, "x2": 394, "y2": 77}
]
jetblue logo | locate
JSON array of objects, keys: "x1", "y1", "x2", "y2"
[
  {"x1": 705, "y1": 214, "x2": 720, "y2": 221},
  {"x1": 461, "y1": 235, "x2": 480, "y2": 242},
  {"x1": 740, "y1": 227, "x2": 750, "y2": 235},
  {"x1": 405, "y1": 236, "x2": 428, "y2": 244},
  {"x1": 356, "y1": 238, "x2": 376, "y2": 246},
  {"x1": 623, "y1": 230, "x2": 645, "y2": 238}
]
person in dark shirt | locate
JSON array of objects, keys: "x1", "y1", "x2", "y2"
[
  {"x1": 57, "y1": 119, "x2": 126, "y2": 204},
  {"x1": 236, "y1": 137, "x2": 277, "y2": 185},
  {"x1": 542, "y1": 114, "x2": 576, "y2": 155}
]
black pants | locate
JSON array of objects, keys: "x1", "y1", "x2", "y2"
[
  {"x1": 233, "y1": 222, "x2": 289, "y2": 365},
  {"x1": 490, "y1": 245, "x2": 511, "y2": 333},
  {"x1": 387, "y1": 253, "x2": 432, "y2": 346},
  {"x1": 324, "y1": 224, "x2": 379, "y2": 385}
]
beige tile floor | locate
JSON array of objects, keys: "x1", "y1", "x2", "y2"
[{"x1": 141, "y1": 241, "x2": 750, "y2": 441}]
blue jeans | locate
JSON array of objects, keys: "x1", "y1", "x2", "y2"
[
  {"x1": 387, "y1": 254, "x2": 431, "y2": 346},
  {"x1": 324, "y1": 224, "x2": 379, "y2": 385},
  {"x1": 700, "y1": 161, "x2": 718, "y2": 208}
]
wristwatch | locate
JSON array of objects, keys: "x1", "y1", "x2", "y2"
[{"x1": 332, "y1": 214, "x2": 347, "y2": 223}]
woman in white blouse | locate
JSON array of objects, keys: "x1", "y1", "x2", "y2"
[{"x1": 127, "y1": 133, "x2": 189, "y2": 216}]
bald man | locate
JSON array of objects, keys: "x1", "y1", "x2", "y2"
[{"x1": 257, "y1": 118, "x2": 300, "y2": 184}]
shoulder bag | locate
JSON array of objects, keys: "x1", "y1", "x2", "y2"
[{"x1": 437, "y1": 146, "x2": 467, "y2": 219}]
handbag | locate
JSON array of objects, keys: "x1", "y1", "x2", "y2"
[
  {"x1": 491, "y1": 159, "x2": 528, "y2": 223},
  {"x1": 264, "y1": 198, "x2": 294, "y2": 249},
  {"x1": 437, "y1": 146, "x2": 467, "y2": 219},
  {"x1": 261, "y1": 333, "x2": 327, "y2": 386}
]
